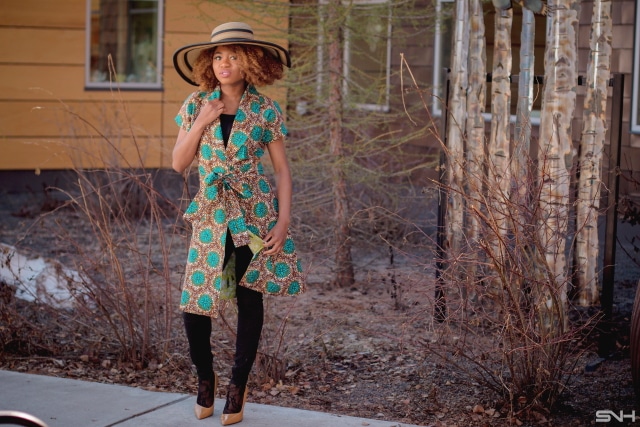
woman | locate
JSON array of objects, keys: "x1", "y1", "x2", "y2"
[{"x1": 172, "y1": 22, "x2": 305, "y2": 425}]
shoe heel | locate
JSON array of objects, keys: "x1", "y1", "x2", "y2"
[
  {"x1": 220, "y1": 387, "x2": 248, "y2": 426},
  {"x1": 194, "y1": 404, "x2": 213, "y2": 420},
  {"x1": 194, "y1": 372, "x2": 217, "y2": 420}
]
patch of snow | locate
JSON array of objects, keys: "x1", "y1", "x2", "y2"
[{"x1": 0, "y1": 243, "x2": 85, "y2": 309}]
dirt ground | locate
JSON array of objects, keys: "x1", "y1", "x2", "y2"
[{"x1": 0, "y1": 188, "x2": 638, "y2": 427}]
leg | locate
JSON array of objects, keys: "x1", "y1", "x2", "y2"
[
  {"x1": 230, "y1": 244, "x2": 263, "y2": 388},
  {"x1": 183, "y1": 312, "x2": 213, "y2": 383},
  {"x1": 183, "y1": 312, "x2": 216, "y2": 417},
  {"x1": 184, "y1": 228, "x2": 234, "y2": 382},
  {"x1": 222, "y1": 244, "x2": 264, "y2": 422},
  {"x1": 230, "y1": 283, "x2": 264, "y2": 388}
]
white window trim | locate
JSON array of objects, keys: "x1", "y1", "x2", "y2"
[
  {"x1": 632, "y1": 2, "x2": 640, "y2": 133},
  {"x1": 85, "y1": 0, "x2": 164, "y2": 90},
  {"x1": 431, "y1": 0, "x2": 452, "y2": 118},
  {"x1": 432, "y1": 0, "x2": 543, "y2": 126},
  {"x1": 317, "y1": 0, "x2": 392, "y2": 112}
]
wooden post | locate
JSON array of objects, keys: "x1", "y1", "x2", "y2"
[
  {"x1": 598, "y1": 72, "x2": 624, "y2": 357},
  {"x1": 435, "y1": 69, "x2": 450, "y2": 323}
]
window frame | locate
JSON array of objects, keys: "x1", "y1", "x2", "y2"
[
  {"x1": 317, "y1": 0, "x2": 392, "y2": 112},
  {"x1": 431, "y1": 0, "x2": 453, "y2": 118},
  {"x1": 85, "y1": 0, "x2": 164, "y2": 90},
  {"x1": 343, "y1": 0, "x2": 392, "y2": 112},
  {"x1": 632, "y1": 3, "x2": 640, "y2": 133}
]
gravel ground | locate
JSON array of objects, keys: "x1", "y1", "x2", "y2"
[{"x1": 1, "y1": 185, "x2": 639, "y2": 427}]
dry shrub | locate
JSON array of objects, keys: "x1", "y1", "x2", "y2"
[
  {"x1": 419, "y1": 150, "x2": 600, "y2": 420},
  {"x1": 0, "y1": 72, "x2": 190, "y2": 367},
  {"x1": 396, "y1": 59, "x2": 602, "y2": 420},
  {"x1": 58, "y1": 169, "x2": 182, "y2": 365}
]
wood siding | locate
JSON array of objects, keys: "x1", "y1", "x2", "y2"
[{"x1": 0, "y1": 0, "x2": 289, "y2": 171}]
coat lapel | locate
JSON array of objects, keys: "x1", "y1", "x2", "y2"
[{"x1": 224, "y1": 85, "x2": 256, "y2": 161}]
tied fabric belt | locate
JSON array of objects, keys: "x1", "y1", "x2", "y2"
[
  {"x1": 204, "y1": 170, "x2": 245, "y2": 195},
  {"x1": 203, "y1": 169, "x2": 253, "y2": 248}
]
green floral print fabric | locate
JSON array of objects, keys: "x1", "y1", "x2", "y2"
[{"x1": 175, "y1": 84, "x2": 305, "y2": 318}]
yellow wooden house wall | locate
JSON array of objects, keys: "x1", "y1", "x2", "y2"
[
  {"x1": 0, "y1": 0, "x2": 638, "y2": 195},
  {"x1": 0, "y1": 0, "x2": 289, "y2": 171}
]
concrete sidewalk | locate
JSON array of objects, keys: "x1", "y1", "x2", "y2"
[{"x1": 0, "y1": 370, "x2": 420, "y2": 427}]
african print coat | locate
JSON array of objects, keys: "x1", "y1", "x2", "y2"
[{"x1": 175, "y1": 84, "x2": 305, "y2": 318}]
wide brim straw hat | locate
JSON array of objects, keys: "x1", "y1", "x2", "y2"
[{"x1": 173, "y1": 22, "x2": 291, "y2": 86}]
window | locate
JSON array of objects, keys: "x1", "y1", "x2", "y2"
[
  {"x1": 86, "y1": 0, "x2": 164, "y2": 89},
  {"x1": 632, "y1": 3, "x2": 640, "y2": 133},
  {"x1": 316, "y1": 0, "x2": 392, "y2": 112},
  {"x1": 343, "y1": 0, "x2": 392, "y2": 112},
  {"x1": 432, "y1": 0, "x2": 546, "y2": 123}
]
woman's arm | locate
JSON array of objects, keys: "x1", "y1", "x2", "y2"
[
  {"x1": 172, "y1": 99, "x2": 226, "y2": 173},
  {"x1": 263, "y1": 138, "x2": 292, "y2": 255}
]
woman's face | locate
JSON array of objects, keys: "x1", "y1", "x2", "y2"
[{"x1": 212, "y1": 45, "x2": 245, "y2": 86}]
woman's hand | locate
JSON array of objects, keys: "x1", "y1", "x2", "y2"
[
  {"x1": 195, "y1": 99, "x2": 225, "y2": 126},
  {"x1": 263, "y1": 139, "x2": 292, "y2": 256},
  {"x1": 172, "y1": 100, "x2": 225, "y2": 173},
  {"x1": 263, "y1": 220, "x2": 289, "y2": 255}
]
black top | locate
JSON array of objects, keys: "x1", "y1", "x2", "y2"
[{"x1": 220, "y1": 114, "x2": 236, "y2": 147}]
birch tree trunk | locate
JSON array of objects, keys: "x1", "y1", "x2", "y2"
[
  {"x1": 464, "y1": 0, "x2": 486, "y2": 294},
  {"x1": 507, "y1": 7, "x2": 537, "y2": 305},
  {"x1": 575, "y1": 0, "x2": 612, "y2": 306},
  {"x1": 513, "y1": 8, "x2": 536, "y2": 205},
  {"x1": 327, "y1": 0, "x2": 354, "y2": 286},
  {"x1": 537, "y1": 0, "x2": 580, "y2": 331},
  {"x1": 487, "y1": 6, "x2": 512, "y2": 270},
  {"x1": 445, "y1": 0, "x2": 469, "y2": 280}
]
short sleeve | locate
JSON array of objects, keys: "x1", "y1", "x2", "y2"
[
  {"x1": 260, "y1": 99, "x2": 288, "y2": 145},
  {"x1": 175, "y1": 92, "x2": 201, "y2": 132}
]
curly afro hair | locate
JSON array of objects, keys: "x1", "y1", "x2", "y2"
[{"x1": 192, "y1": 44, "x2": 285, "y2": 92}]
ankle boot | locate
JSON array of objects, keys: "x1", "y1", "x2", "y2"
[
  {"x1": 194, "y1": 372, "x2": 217, "y2": 419},
  {"x1": 220, "y1": 383, "x2": 248, "y2": 425}
]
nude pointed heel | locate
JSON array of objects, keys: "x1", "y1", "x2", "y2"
[
  {"x1": 220, "y1": 385, "x2": 248, "y2": 426},
  {"x1": 194, "y1": 372, "x2": 218, "y2": 420},
  {"x1": 194, "y1": 403, "x2": 213, "y2": 420}
]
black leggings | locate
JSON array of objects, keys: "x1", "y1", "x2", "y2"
[{"x1": 183, "y1": 229, "x2": 264, "y2": 387}]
